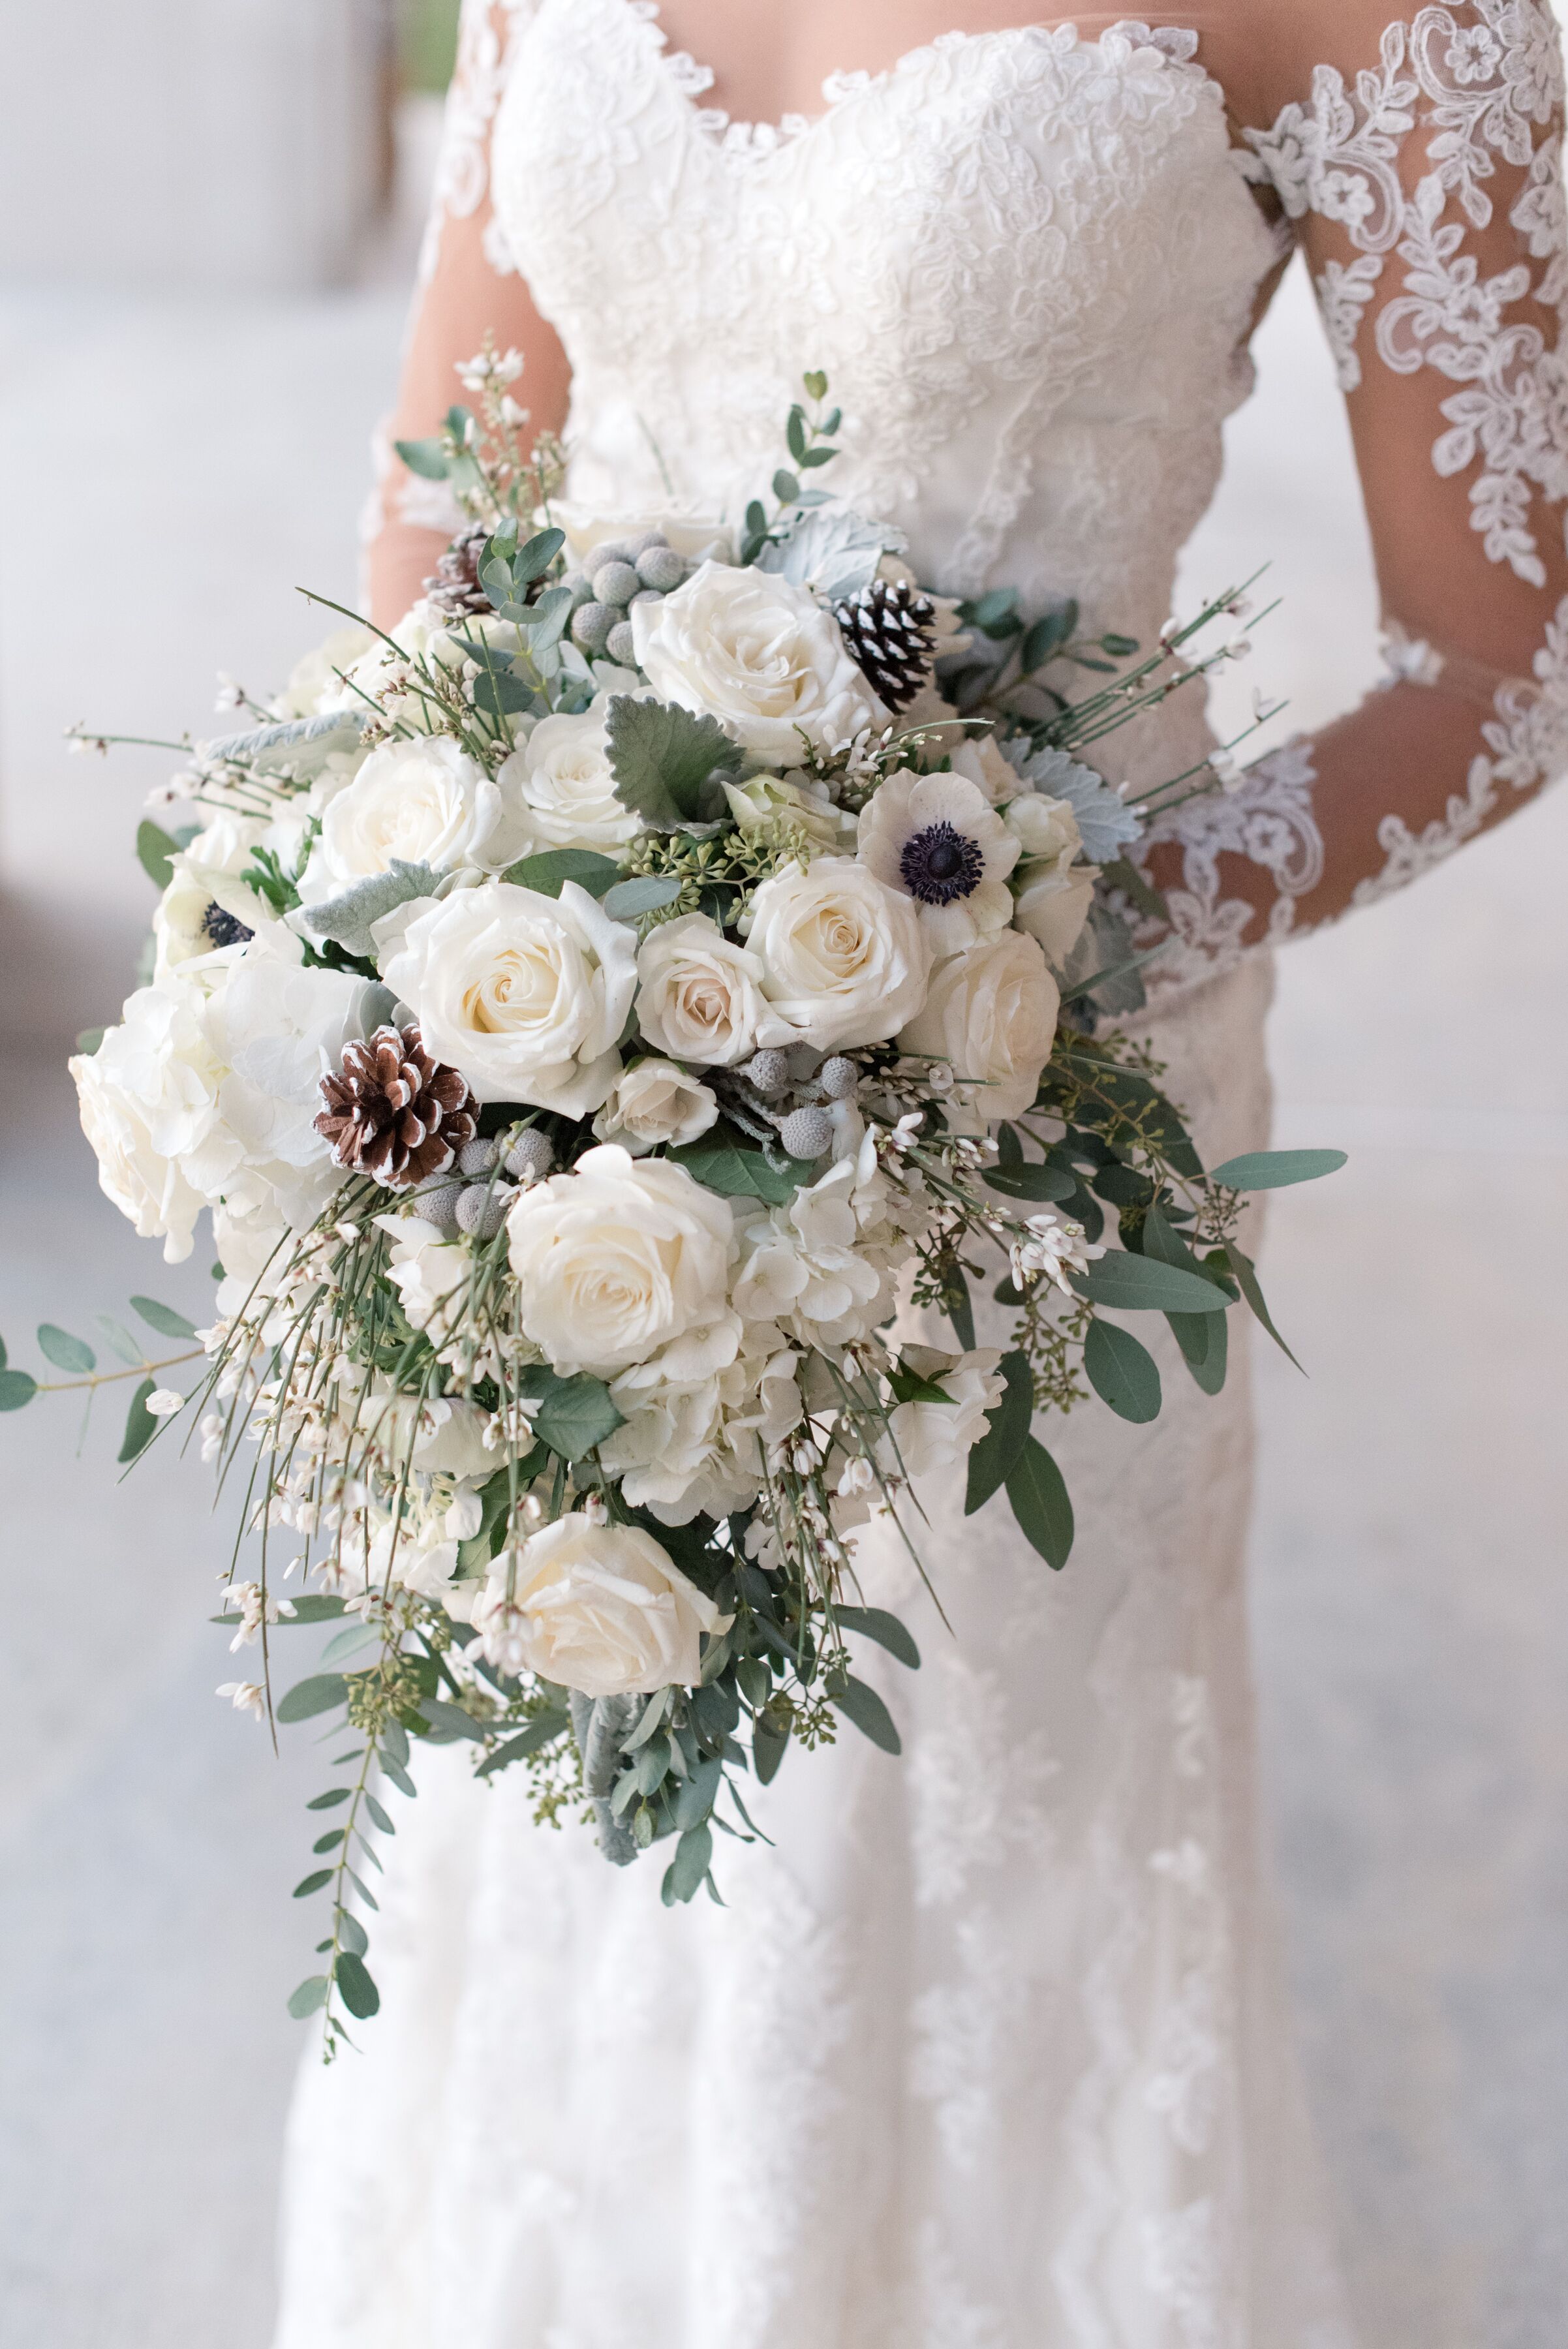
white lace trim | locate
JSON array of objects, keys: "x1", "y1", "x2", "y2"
[
  {"x1": 1147, "y1": 741, "x2": 1323, "y2": 989},
  {"x1": 416, "y1": 0, "x2": 536, "y2": 288},
  {"x1": 1245, "y1": 0, "x2": 1568, "y2": 583}
]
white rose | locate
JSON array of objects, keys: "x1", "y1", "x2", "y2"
[
  {"x1": 745, "y1": 858, "x2": 930, "y2": 1050},
  {"x1": 300, "y1": 737, "x2": 508, "y2": 903},
  {"x1": 380, "y1": 879, "x2": 637, "y2": 1114},
  {"x1": 634, "y1": 913, "x2": 784, "y2": 1067},
  {"x1": 505, "y1": 1143, "x2": 735, "y2": 1376},
  {"x1": 70, "y1": 982, "x2": 225, "y2": 1263},
  {"x1": 279, "y1": 624, "x2": 378, "y2": 718},
  {"x1": 1013, "y1": 865, "x2": 1098, "y2": 964},
  {"x1": 210, "y1": 948, "x2": 373, "y2": 1187},
  {"x1": 473, "y1": 1514, "x2": 724, "y2": 1695},
  {"x1": 899, "y1": 930, "x2": 1060, "y2": 1129},
  {"x1": 1003, "y1": 791, "x2": 1083, "y2": 870},
  {"x1": 631, "y1": 562, "x2": 886, "y2": 761},
  {"x1": 592, "y1": 1059, "x2": 719, "y2": 1154},
  {"x1": 950, "y1": 733, "x2": 1023, "y2": 806},
  {"x1": 723, "y1": 770, "x2": 850, "y2": 853},
  {"x1": 548, "y1": 503, "x2": 736, "y2": 566},
  {"x1": 497, "y1": 693, "x2": 641, "y2": 855},
  {"x1": 855, "y1": 767, "x2": 1019, "y2": 954},
  {"x1": 878, "y1": 1347, "x2": 1004, "y2": 1479}
]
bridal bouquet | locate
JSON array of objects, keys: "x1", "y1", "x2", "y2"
[{"x1": 11, "y1": 360, "x2": 1340, "y2": 2048}]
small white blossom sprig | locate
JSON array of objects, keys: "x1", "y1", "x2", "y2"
[{"x1": 1009, "y1": 1211, "x2": 1106, "y2": 1295}]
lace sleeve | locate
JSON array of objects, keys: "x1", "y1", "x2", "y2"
[
  {"x1": 1144, "y1": 0, "x2": 1568, "y2": 986},
  {"x1": 364, "y1": 0, "x2": 570, "y2": 627}
]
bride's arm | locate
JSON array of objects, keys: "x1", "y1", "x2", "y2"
[
  {"x1": 1143, "y1": 0, "x2": 1568, "y2": 982},
  {"x1": 367, "y1": 0, "x2": 570, "y2": 630}
]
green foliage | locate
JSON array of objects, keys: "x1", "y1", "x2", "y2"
[
  {"x1": 834, "y1": 1607, "x2": 921, "y2": 1670},
  {"x1": 662, "y1": 1822, "x2": 714, "y2": 1905},
  {"x1": 605, "y1": 696, "x2": 743, "y2": 827},
  {"x1": 333, "y1": 1952, "x2": 380, "y2": 2019},
  {"x1": 964, "y1": 1349, "x2": 1033, "y2": 1514},
  {"x1": 130, "y1": 1295, "x2": 198, "y2": 1340},
  {"x1": 669, "y1": 1128, "x2": 817, "y2": 1204},
  {"x1": 117, "y1": 1379, "x2": 158, "y2": 1462},
  {"x1": 0, "y1": 1370, "x2": 37, "y2": 1412},
  {"x1": 502, "y1": 848, "x2": 620, "y2": 898},
  {"x1": 37, "y1": 1325, "x2": 95, "y2": 1374},
  {"x1": 1207, "y1": 1148, "x2": 1347, "y2": 1191},
  {"x1": 136, "y1": 820, "x2": 179, "y2": 889},
  {"x1": 1005, "y1": 1434, "x2": 1075, "y2": 1569},
  {"x1": 985, "y1": 1161, "x2": 1077, "y2": 1205},
  {"x1": 1071, "y1": 1251, "x2": 1228, "y2": 1315},
  {"x1": 1083, "y1": 1319, "x2": 1162, "y2": 1422},
  {"x1": 277, "y1": 1674, "x2": 349, "y2": 1725},
  {"x1": 531, "y1": 1372, "x2": 624, "y2": 1461},
  {"x1": 833, "y1": 1676, "x2": 902, "y2": 1755},
  {"x1": 287, "y1": 1975, "x2": 330, "y2": 2019}
]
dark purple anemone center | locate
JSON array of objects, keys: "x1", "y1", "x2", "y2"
[
  {"x1": 899, "y1": 820, "x2": 985, "y2": 906},
  {"x1": 202, "y1": 900, "x2": 254, "y2": 950}
]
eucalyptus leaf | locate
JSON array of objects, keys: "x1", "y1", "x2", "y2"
[
  {"x1": 136, "y1": 820, "x2": 180, "y2": 890},
  {"x1": 337, "y1": 1913, "x2": 369, "y2": 1958},
  {"x1": 478, "y1": 1710, "x2": 574, "y2": 1777},
  {"x1": 1070, "y1": 1253, "x2": 1228, "y2": 1315},
  {"x1": 669, "y1": 1131, "x2": 816, "y2": 1204},
  {"x1": 502, "y1": 848, "x2": 621, "y2": 898},
  {"x1": 129, "y1": 1295, "x2": 198, "y2": 1340},
  {"x1": 96, "y1": 1315, "x2": 144, "y2": 1366},
  {"x1": 1223, "y1": 1243, "x2": 1304, "y2": 1372},
  {"x1": 1083, "y1": 1318, "x2": 1163, "y2": 1423},
  {"x1": 1207, "y1": 1148, "x2": 1348, "y2": 1191},
  {"x1": 964, "y1": 1349, "x2": 1034, "y2": 1515},
  {"x1": 395, "y1": 435, "x2": 452, "y2": 480},
  {"x1": 277, "y1": 1674, "x2": 348, "y2": 1725},
  {"x1": 415, "y1": 1696, "x2": 489, "y2": 1744},
  {"x1": 834, "y1": 1676, "x2": 902, "y2": 1755},
  {"x1": 0, "y1": 1370, "x2": 37, "y2": 1412},
  {"x1": 334, "y1": 1952, "x2": 380, "y2": 2019},
  {"x1": 292, "y1": 1869, "x2": 332, "y2": 1899},
  {"x1": 532, "y1": 1372, "x2": 624, "y2": 1460},
  {"x1": 1005, "y1": 1434, "x2": 1075, "y2": 1569},
  {"x1": 834, "y1": 1606, "x2": 921, "y2": 1670},
  {"x1": 984, "y1": 1161, "x2": 1077, "y2": 1205},
  {"x1": 1167, "y1": 1306, "x2": 1228, "y2": 1395},
  {"x1": 117, "y1": 1378, "x2": 158, "y2": 1462},
  {"x1": 287, "y1": 1974, "x2": 329, "y2": 2019},
  {"x1": 752, "y1": 1713, "x2": 790, "y2": 1784},
  {"x1": 320, "y1": 1621, "x2": 380, "y2": 1668},
  {"x1": 662, "y1": 1822, "x2": 714, "y2": 1905},
  {"x1": 602, "y1": 874, "x2": 683, "y2": 922},
  {"x1": 364, "y1": 1794, "x2": 395, "y2": 1837}
]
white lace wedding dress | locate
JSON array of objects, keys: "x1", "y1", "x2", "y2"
[{"x1": 273, "y1": 7, "x2": 1568, "y2": 2343}]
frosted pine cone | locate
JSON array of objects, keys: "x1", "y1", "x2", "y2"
[
  {"x1": 833, "y1": 578, "x2": 937, "y2": 713},
  {"x1": 422, "y1": 525, "x2": 493, "y2": 617},
  {"x1": 315, "y1": 1023, "x2": 476, "y2": 1190}
]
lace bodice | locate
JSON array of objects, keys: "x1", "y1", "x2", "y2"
[{"x1": 374, "y1": 0, "x2": 1568, "y2": 1000}]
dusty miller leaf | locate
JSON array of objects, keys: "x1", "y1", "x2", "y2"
[
  {"x1": 605, "y1": 696, "x2": 743, "y2": 827},
  {"x1": 756, "y1": 505, "x2": 906, "y2": 602}
]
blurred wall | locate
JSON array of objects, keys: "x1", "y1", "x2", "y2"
[{"x1": 0, "y1": 0, "x2": 393, "y2": 293}]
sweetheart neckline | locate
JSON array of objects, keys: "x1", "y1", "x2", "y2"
[{"x1": 621, "y1": 5, "x2": 1216, "y2": 155}]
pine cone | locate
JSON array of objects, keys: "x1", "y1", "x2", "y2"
[
  {"x1": 315, "y1": 1023, "x2": 476, "y2": 1190},
  {"x1": 833, "y1": 577, "x2": 937, "y2": 713},
  {"x1": 422, "y1": 525, "x2": 493, "y2": 617}
]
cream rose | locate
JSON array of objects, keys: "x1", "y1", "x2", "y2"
[
  {"x1": 592, "y1": 1060, "x2": 719, "y2": 1154},
  {"x1": 898, "y1": 929, "x2": 1060, "y2": 1128},
  {"x1": 1014, "y1": 865, "x2": 1098, "y2": 964},
  {"x1": 300, "y1": 737, "x2": 507, "y2": 903},
  {"x1": 631, "y1": 562, "x2": 886, "y2": 761},
  {"x1": 472, "y1": 1514, "x2": 724, "y2": 1696},
  {"x1": 497, "y1": 694, "x2": 641, "y2": 855},
  {"x1": 1002, "y1": 791, "x2": 1083, "y2": 870},
  {"x1": 380, "y1": 880, "x2": 637, "y2": 1114},
  {"x1": 745, "y1": 857, "x2": 930, "y2": 1050},
  {"x1": 505, "y1": 1143, "x2": 735, "y2": 1376},
  {"x1": 634, "y1": 914, "x2": 784, "y2": 1067}
]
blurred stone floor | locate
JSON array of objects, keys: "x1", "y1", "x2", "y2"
[{"x1": 1, "y1": 115, "x2": 1565, "y2": 2349}]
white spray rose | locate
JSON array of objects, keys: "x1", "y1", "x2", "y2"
[
  {"x1": 632, "y1": 562, "x2": 886, "y2": 761},
  {"x1": 380, "y1": 879, "x2": 637, "y2": 1114},
  {"x1": 70, "y1": 981, "x2": 227, "y2": 1263},
  {"x1": 878, "y1": 1347, "x2": 1004, "y2": 1480},
  {"x1": 497, "y1": 693, "x2": 641, "y2": 855},
  {"x1": 1013, "y1": 865, "x2": 1098, "y2": 964},
  {"x1": 899, "y1": 930, "x2": 1060, "y2": 1129},
  {"x1": 472, "y1": 1514, "x2": 724, "y2": 1695},
  {"x1": 505, "y1": 1143, "x2": 735, "y2": 1377},
  {"x1": 634, "y1": 913, "x2": 784, "y2": 1067},
  {"x1": 592, "y1": 1060, "x2": 718, "y2": 1154},
  {"x1": 299, "y1": 737, "x2": 508, "y2": 903},
  {"x1": 745, "y1": 858, "x2": 930, "y2": 1050},
  {"x1": 1003, "y1": 791, "x2": 1083, "y2": 870}
]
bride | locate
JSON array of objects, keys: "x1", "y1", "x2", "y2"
[{"x1": 274, "y1": 3, "x2": 1568, "y2": 2342}]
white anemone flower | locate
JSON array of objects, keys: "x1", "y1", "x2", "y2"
[{"x1": 855, "y1": 767, "x2": 1019, "y2": 953}]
